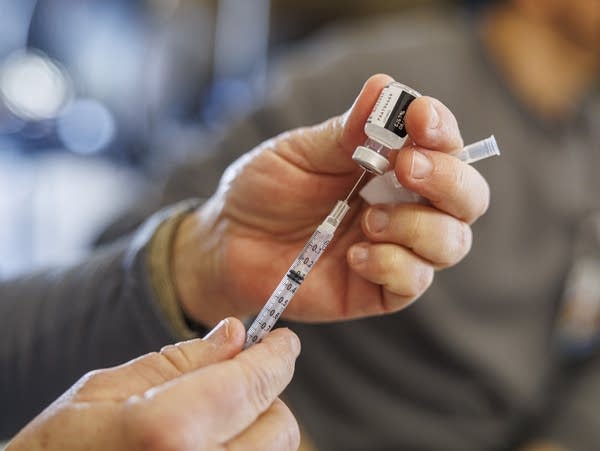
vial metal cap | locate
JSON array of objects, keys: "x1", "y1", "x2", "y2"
[{"x1": 352, "y1": 146, "x2": 390, "y2": 175}]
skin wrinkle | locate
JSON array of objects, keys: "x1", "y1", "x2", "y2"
[
  {"x1": 223, "y1": 400, "x2": 299, "y2": 451},
  {"x1": 316, "y1": 216, "x2": 365, "y2": 319},
  {"x1": 381, "y1": 286, "x2": 412, "y2": 314},
  {"x1": 270, "y1": 149, "x2": 357, "y2": 210},
  {"x1": 392, "y1": 250, "x2": 432, "y2": 300},
  {"x1": 405, "y1": 207, "x2": 425, "y2": 255},
  {"x1": 269, "y1": 402, "x2": 301, "y2": 451},
  {"x1": 142, "y1": 353, "x2": 184, "y2": 385},
  {"x1": 454, "y1": 163, "x2": 469, "y2": 220},
  {"x1": 407, "y1": 206, "x2": 471, "y2": 268},
  {"x1": 223, "y1": 150, "x2": 353, "y2": 240},
  {"x1": 232, "y1": 345, "x2": 296, "y2": 418},
  {"x1": 435, "y1": 219, "x2": 464, "y2": 268},
  {"x1": 406, "y1": 97, "x2": 463, "y2": 152},
  {"x1": 73, "y1": 377, "x2": 127, "y2": 404},
  {"x1": 160, "y1": 343, "x2": 194, "y2": 375},
  {"x1": 364, "y1": 200, "x2": 471, "y2": 269},
  {"x1": 272, "y1": 115, "x2": 358, "y2": 177},
  {"x1": 238, "y1": 361, "x2": 275, "y2": 419},
  {"x1": 277, "y1": 125, "x2": 336, "y2": 175},
  {"x1": 338, "y1": 248, "x2": 355, "y2": 319}
]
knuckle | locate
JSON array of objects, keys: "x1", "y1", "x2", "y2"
[
  {"x1": 282, "y1": 413, "x2": 301, "y2": 451},
  {"x1": 444, "y1": 116, "x2": 463, "y2": 149},
  {"x1": 438, "y1": 219, "x2": 472, "y2": 266},
  {"x1": 370, "y1": 247, "x2": 397, "y2": 279},
  {"x1": 134, "y1": 352, "x2": 181, "y2": 385},
  {"x1": 381, "y1": 287, "x2": 416, "y2": 313},
  {"x1": 159, "y1": 343, "x2": 194, "y2": 374},
  {"x1": 381, "y1": 251, "x2": 433, "y2": 300},
  {"x1": 140, "y1": 352, "x2": 164, "y2": 369},
  {"x1": 451, "y1": 164, "x2": 468, "y2": 203},
  {"x1": 381, "y1": 289, "x2": 416, "y2": 313},
  {"x1": 271, "y1": 400, "x2": 301, "y2": 451},
  {"x1": 398, "y1": 260, "x2": 434, "y2": 299},
  {"x1": 431, "y1": 155, "x2": 461, "y2": 197},
  {"x1": 412, "y1": 263, "x2": 434, "y2": 298},
  {"x1": 239, "y1": 359, "x2": 278, "y2": 412},
  {"x1": 74, "y1": 368, "x2": 115, "y2": 398},
  {"x1": 405, "y1": 208, "x2": 424, "y2": 246},
  {"x1": 79, "y1": 368, "x2": 106, "y2": 388}
]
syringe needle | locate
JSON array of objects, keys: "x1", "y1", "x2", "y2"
[
  {"x1": 344, "y1": 169, "x2": 368, "y2": 202},
  {"x1": 245, "y1": 172, "x2": 366, "y2": 348}
]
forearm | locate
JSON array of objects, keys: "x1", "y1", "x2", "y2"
[{"x1": 0, "y1": 204, "x2": 195, "y2": 439}]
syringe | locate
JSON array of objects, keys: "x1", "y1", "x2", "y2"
[
  {"x1": 244, "y1": 172, "x2": 366, "y2": 348},
  {"x1": 244, "y1": 135, "x2": 499, "y2": 348}
]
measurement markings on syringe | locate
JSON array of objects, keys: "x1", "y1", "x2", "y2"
[{"x1": 244, "y1": 224, "x2": 336, "y2": 347}]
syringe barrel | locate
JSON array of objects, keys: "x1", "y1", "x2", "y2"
[{"x1": 244, "y1": 220, "x2": 337, "y2": 348}]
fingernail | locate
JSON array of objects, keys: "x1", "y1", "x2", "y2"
[
  {"x1": 287, "y1": 330, "x2": 302, "y2": 355},
  {"x1": 349, "y1": 245, "x2": 369, "y2": 267},
  {"x1": 366, "y1": 208, "x2": 389, "y2": 233},
  {"x1": 203, "y1": 318, "x2": 229, "y2": 345},
  {"x1": 427, "y1": 100, "x2": 440, "y2": 129},
  {"x1": 411, "y1": 151, "x2": 433, "y2": 179}
]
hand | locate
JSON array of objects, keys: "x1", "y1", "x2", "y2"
[
  {"x1": 7, "y1": 319, "x2": 301, "y2": 451},
  {"x1": 174, "y1": 74, "x2": 490, "y2": 326}
]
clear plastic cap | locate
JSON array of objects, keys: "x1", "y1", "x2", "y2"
[{"x1": 454, "y1": 135, "x2": 500, "y2": 164}]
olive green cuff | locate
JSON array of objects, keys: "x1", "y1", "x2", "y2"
[{"x1": 147, "y1": 200, "x2": 204, "y2": 340}]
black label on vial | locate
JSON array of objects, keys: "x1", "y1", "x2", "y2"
[{"x1": 384, "y1": 91, "x2": 416, "y2": 138}]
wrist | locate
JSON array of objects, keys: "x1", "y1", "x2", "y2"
[
  {"x1": 172, "y1": 205, "x2": 229, "y2": 328},
  {"x1": 146, "y1": 200, "x2": 207, "y2": 338}
]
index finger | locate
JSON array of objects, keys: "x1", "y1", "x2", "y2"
[{"x1": 126, "y1": 328, "x2": 301, "y2": 447}]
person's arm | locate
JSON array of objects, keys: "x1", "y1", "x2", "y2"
[
  {"x1": 0, "y1": 201, "x2": 198, "y2": 439},
  {"x1": 7, "y1": 318, "x2": 301, "y2": 451}
]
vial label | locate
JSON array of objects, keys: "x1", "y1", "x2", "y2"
[{"x1": 367, "y1": 85, "x2": 417, "y2": 138}]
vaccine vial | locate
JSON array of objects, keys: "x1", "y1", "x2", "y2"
[{"x1": 352, "y1": 82, "x2": 421, "y2": 175}]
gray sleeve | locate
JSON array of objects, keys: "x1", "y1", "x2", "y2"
[
  {"x1": 0, "y1": 205, "x2": 185, "y2": 439},
  {"x1": 536, "y1": 358, "x2": 600, "y2": 450}
]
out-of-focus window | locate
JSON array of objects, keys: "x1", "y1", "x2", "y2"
[{"x1": 0, "y1": 0, "x2": 453, "y2": 276}]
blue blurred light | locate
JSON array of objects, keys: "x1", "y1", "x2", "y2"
[
  {"x1": 57, "y1": 98, "x2": 116, "y2": 155},
  {"x1": 0, "y1": 50, "x2": 72, "y2": 121}
]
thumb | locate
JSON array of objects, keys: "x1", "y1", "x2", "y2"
[
  {"x1": 276, "y1": 73, "x2": 394, "y2": 175},
  {"x1": 76, "y1": 317, "x2": 247, "y2": 401},
  {"x1": 136, "y1": 316, "x2": 247, "y2": 380}
]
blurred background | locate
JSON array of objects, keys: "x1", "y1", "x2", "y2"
[{"x1": 0, "y1": 0, "x2": 457, "y2": 276}]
